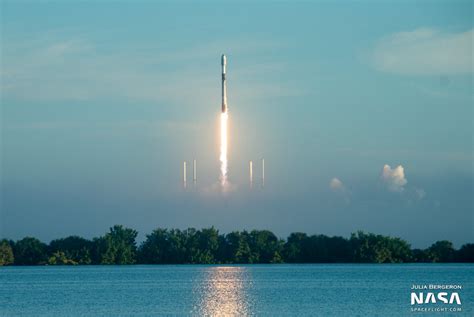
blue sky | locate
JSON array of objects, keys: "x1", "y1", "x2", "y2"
[{"x1": 1, "y1": 1, "x2": 473, "y2": 247}]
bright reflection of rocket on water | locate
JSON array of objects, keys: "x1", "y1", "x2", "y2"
[{"x1": 192, "y1": 266, "x2": 252, "y2": 315}]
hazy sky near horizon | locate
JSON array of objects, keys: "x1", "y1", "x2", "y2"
[{"x1": 1, "y1": 1, "x2": 473, "y2": 247}]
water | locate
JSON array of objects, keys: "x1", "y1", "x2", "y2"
[{"x1": 1, "y1": 264, "x2": 472, "y2": 316}]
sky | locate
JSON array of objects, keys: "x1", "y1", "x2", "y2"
[{"x1": 1, "y1": 1, "x2": 473, "y2": 247}]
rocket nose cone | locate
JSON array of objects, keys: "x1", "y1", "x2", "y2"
[{"x1": 221, "y1": 54, "x2": 226, "y2": 65}]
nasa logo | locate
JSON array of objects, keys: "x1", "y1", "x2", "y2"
[
  {"x1": 409, "y1": 284, "x2": 463, "y2": 313},
  {"x1": 411, "y1": 292, "x2": 462, "y2": 305}
]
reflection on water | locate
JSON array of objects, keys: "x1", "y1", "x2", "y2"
[
  {"x1": 3, "y1": 265, "x2": 472, "y2": 316},
  {"x1": 192, "y1": 266, "x2": 253, "y2": 316}
]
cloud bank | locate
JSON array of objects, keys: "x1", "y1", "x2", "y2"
[{"x1": 373, "y1": 28, "x2": 473, "y2": 75}]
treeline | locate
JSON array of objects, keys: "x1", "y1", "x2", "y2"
[{"x1": 0, "y1": 225, "x2": 473, "y2": 265}]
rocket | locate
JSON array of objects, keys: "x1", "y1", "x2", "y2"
[{"x1": 221, "y1": 54, "x2": 227, "y2": 113}]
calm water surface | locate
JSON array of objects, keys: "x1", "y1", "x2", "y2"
[{"x1": 1, "y1": 264, "x2": 472, "y2": 316}]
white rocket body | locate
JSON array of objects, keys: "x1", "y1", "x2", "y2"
[{"x1": 221, "y1": 54, "x2": 227, "y2": 113}]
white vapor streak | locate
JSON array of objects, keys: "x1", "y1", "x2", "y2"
[{"x1": 219, "y1": 112, "x2": 228, "y2": 189}]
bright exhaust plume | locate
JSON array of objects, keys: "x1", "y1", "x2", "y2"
[{"x1": 219, "y1": 112, "x2": 228, "y2": 189}]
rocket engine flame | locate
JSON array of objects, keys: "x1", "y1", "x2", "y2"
[{"x1": 219, "y1": 111, "x2": 228, "y2": 188}]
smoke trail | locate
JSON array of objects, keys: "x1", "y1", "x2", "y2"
[{"x1": 219, "y1": 111, "x2": 228, "y2": 189}]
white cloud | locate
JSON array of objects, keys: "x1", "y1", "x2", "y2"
[
  {"x1": 329, "y1": 177, "x2": 351, "y2": 203},
  {"x1": 381, "y1": 164, "x2": 407, "y2": 192},
  {"x1": 329, "y1": 178, "x2": 345, "y2": 191},
  {"x1": 373, "y1": 28, "x2": 473, "y2": 75}
]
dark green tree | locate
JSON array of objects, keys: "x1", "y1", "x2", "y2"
[
  {"x1": 283, "y1": 232, "x2": 308, "y2": 263},
  {"x1": 223, "y1": 231, "x2": 258, "y2": 263},
  {"x1": 94, "y1": 225, "x2": 138, "y2": 264},
  {"x1": 13, "y1": 237, "x2": 48, "y2": 265},
  {"x1": 350, "y1": 231, "x2": 412, "y2": 263},
  {"x1": 48, "y1": 251, "x2": 77, "y2": 265},
  {"x1": 326, "y1": 236, "x2": 353, "y2": 262},
  {"x1": 249, "y1": 230, "x2": 283, "y2": 263},
  {"x1": 304, "y1": 235, "x2": 332, "y2": 262},
  {"x1": 186, "y1": 227, "x2": 220, "y2": 264},
  {"x1": 456, "y1": 244, "x2": 474, "y2": 262},
  {"x1": 385, "y1": 237, "x2": 413, "y2": 263},
  {"x1": 427, "y1": 240, "x2": 455, "y2": 262},
  {"x1": 49, "y1": 236, "x2": 93, "y2": 264},
  {"x1": 1, "y1": 227, "x2": 471, "y2": 265},
  {"x1": 138, "y1": 228, "x2": 187, "y2": 264},
  {"x1": 0, "y1": 240, "x2": 14, "y2": 265},
  {"x1": 411, "y1": 249, "x2": 429, "y2": 262},
  {"x1": 216, "y1": 234, "x2": 230, "y2": 263}
]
